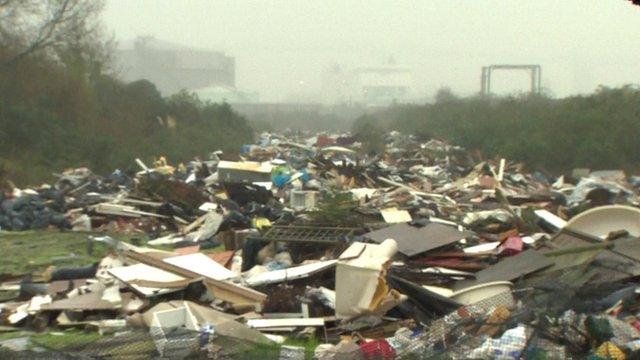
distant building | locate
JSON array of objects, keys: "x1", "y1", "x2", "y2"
[
  {"x1": 192, "y1": 85, "x2": 259, "y2": 104},
  {"x1": 356, "y1": 66, "x2": 413, "y2": 104},
  {"x1": 322, "y1": 60, "x2": 414, "y2": 106},
  {"x1": 116, "y1": 36, "x2": 235, "y2": 96}
]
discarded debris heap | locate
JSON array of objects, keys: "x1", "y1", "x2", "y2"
[{"x1": 1, "y1": 131, "x2": 640, "y2": 359}]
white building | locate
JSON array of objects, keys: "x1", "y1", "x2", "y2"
[{"x1": 322, "y1": 61, "x2": 414, "y2": 106}]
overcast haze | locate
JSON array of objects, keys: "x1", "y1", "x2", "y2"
[{"x1": 104, "y1": 0, "x2": 640, "y2": 102}]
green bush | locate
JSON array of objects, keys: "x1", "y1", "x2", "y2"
[
  {"x1": 0, "y1": 73, "x2": 254, "y2": 185},
  {"x1": 355, "y1": 86, "x2": 640, "y2": 173}
]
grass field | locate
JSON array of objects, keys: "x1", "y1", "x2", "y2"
[{"x1": 0, "y1": 230, "x2": 146, "y2": 276}]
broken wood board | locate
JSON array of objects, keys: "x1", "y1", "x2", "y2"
[
  {"x1": 125, "y1": 250, "x2": 267, "y2": 306},
  {"x1": 204, "y1": 279, "x2": 266, "y2": 309},
  {"x1": 41, "y1": 284, "x2": 120, "y2": 311}
]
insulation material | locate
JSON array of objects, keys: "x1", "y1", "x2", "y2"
[
  {"x1": 245, "y1": 260, "x2": 337, "y2": 287},
  {"x1": 108, "y1": 263, "x2": 189, "y2": 297},
  {"x1": 380, "y1": 207, "x2": 412, "y2": 223},
  {"x1": 163, "y1": 253, "x2": 236, "y2": 281},
  {"x1": 246, "y1": 318, "x2": 325, "y2": 329},
  {"x1": 335, "y1": 239, "x2": 406, "y2": 319}
]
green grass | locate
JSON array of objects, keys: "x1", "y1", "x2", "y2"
[
  {"x1": 283, "y1": 338, "x2": 321, "y2": 353},
  {"x1": 202, "y1": 244, "x2": 226, "y2": 254},
  {"x1": 0, "y1": 230, "x2": 146, "y2": 276},
  {"x1": 95, "y1": 336, "x2": 156, "y2": 358},
  {"x1": 0, "y1": 329, "x2": 323, "y2": 358},
  {"x1": 0, "y1": 230, "x2": 229, "y2": 277},
  {"x1": 0, "y1": 330, "x2": 32, "y2": 343},
  {"x1": 0, "y1": 329, "x2": 102, "y2": 353},
  {"x1": 31, "y1": 330, "x2": 102, "y2": 351},
  {"x1": 0, "y1": 331, "x2": 322, "y2": 358}
]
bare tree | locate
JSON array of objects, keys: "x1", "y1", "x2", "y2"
[{"x1": 0, "y1": 0, "x2": 104, "y2": 68}]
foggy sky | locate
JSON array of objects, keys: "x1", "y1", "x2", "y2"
[{"x1": 104, "y1": 0, "x2": 640, "y2": 102}]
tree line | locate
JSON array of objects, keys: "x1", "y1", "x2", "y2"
[
  {"x1": 0, "y1": 1, "x2": 253, "y2": 185},
  {"x1": 354, "y1": 86, "x2": 640, "y2": 174}
]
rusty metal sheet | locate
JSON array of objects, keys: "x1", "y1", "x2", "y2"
[
  {"x1": 546, "y1": 229, "x2": 640, "y2": 271},
  {"x1": 454, "y1": 250, "x2": 553, "y2": 290},
  {"x1": 208, "y1": 250, "x2": 235, "y2": 268},
  {"x1": 612, "y1": 237, "x2": 640, "y2": 262}
]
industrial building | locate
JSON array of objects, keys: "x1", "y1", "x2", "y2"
[{"x1": 117, "y1": 36, "x2": 235, "y2": 96}]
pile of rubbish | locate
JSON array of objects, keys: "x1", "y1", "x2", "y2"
[{"x1": 1, "y1": 130, "x2": 640, "y2": 359}]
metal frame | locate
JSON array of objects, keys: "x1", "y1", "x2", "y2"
[
  {"x1": 248, "y1": 225, "x2": 357, "y2": 244},
  {"x1": 481, "y1": 64, "x2": 542, "y2": 96}
]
